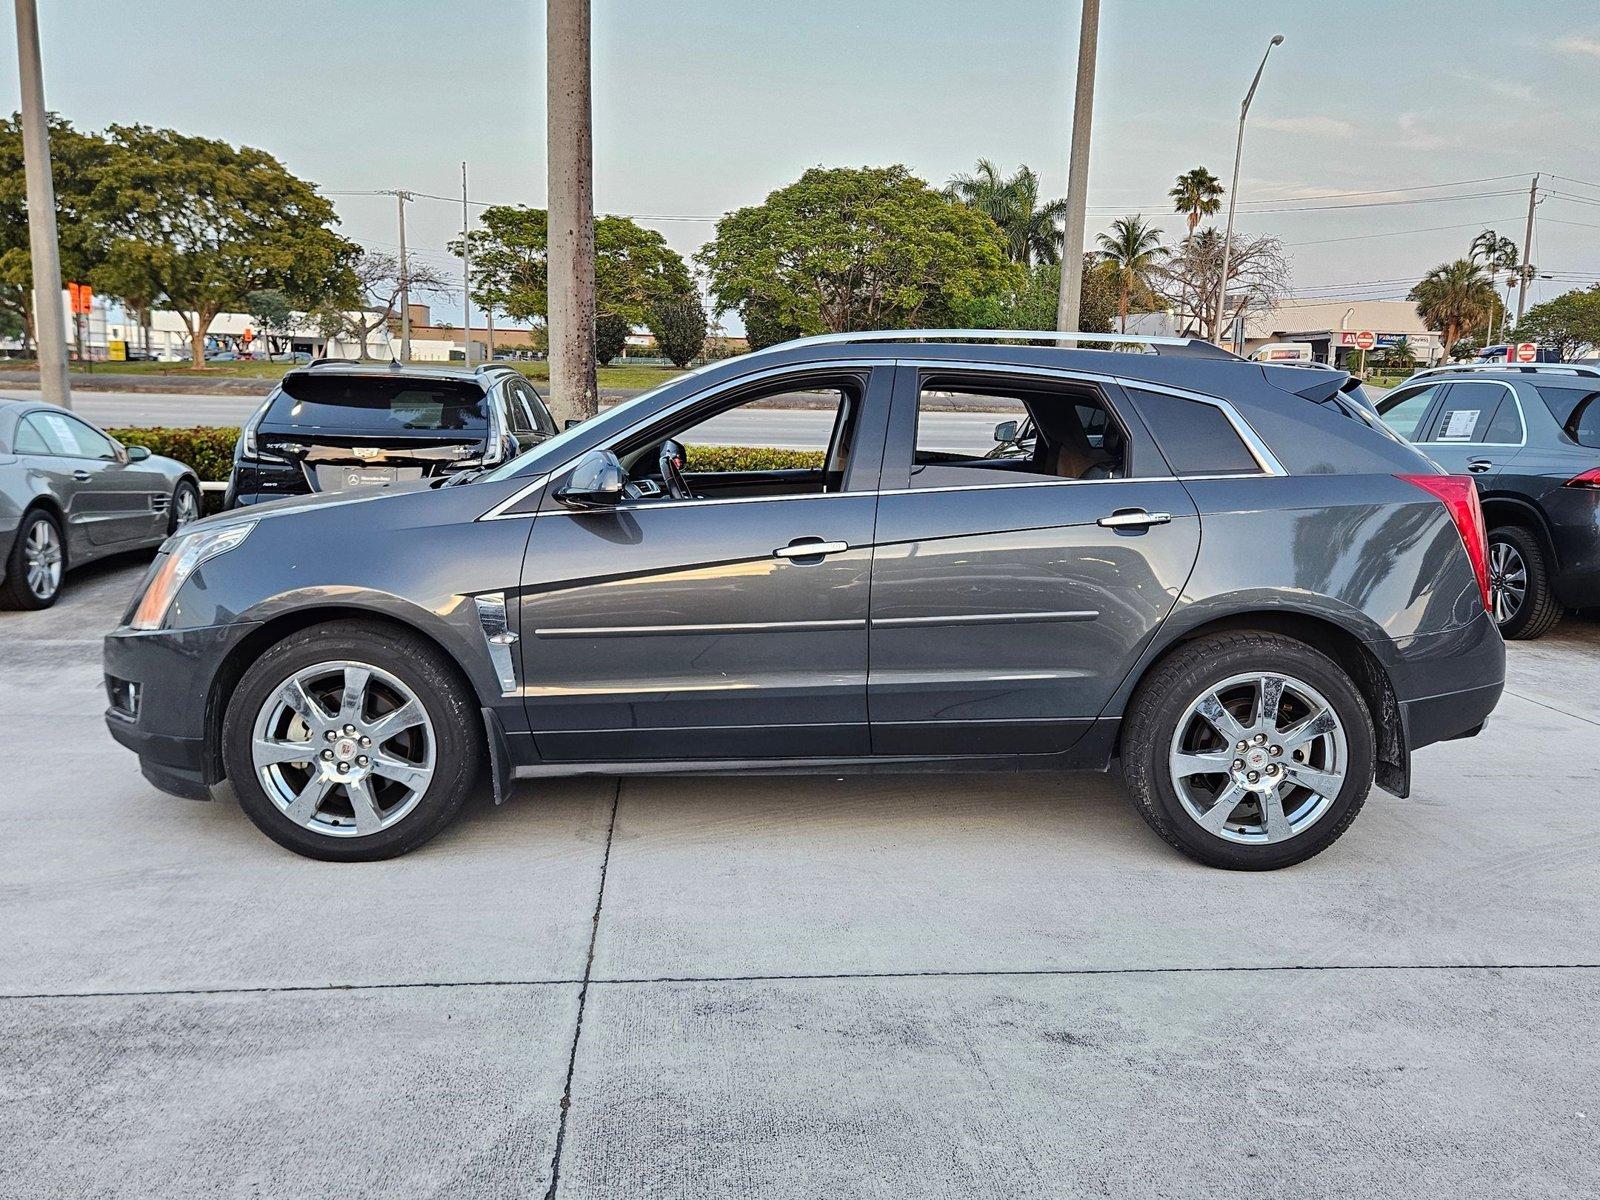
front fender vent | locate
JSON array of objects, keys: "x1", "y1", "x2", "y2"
[{"x1": 472, "y1": 592, "x2": 519, "y2": 696}]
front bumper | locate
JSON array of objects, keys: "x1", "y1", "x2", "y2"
[{"x1": 103, "y1": 620, "x2": 259, "y2": 799}]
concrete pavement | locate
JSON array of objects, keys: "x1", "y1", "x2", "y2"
[{"x1": 2, "y1": 557, "x2": 1597, "y2": 1197}]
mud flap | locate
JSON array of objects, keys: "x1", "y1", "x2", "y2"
[{"x1": 482, "y1": 708, "x2": 513, "y2": 806}]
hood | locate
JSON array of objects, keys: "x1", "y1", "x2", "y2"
[{"x1": 182, "y1": 477, "x2": 439, "y2": 539}]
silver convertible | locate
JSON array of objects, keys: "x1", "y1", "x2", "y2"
[{"x1": 0, "y1": 398, "x2": 201, "y2": 609}]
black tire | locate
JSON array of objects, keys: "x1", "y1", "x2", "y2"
[
  {"x1": 168, "y1": 478, "x2": 202, "y2": 535},
  {"x1": 1121, "y1": 632, "x2": 1375, "y2": 871},
  {"x1": 0, "y1": 507, "x2": 66, "y2": 610},
  {"x1": 1488, "y1": 524, "x2": 1562, "y2": 640},
  {"x1": 222, "y1": 619, "x2": 483, "y2": 861}
]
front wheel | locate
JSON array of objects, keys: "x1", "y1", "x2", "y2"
[
  {"x1": 222, "y1": 620, "x2": 483, "y2": 861},
  {"x1": 1121, "y1": 632, "x2": 1375, "y2": 870}
]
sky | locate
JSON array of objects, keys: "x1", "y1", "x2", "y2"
[{"x1": 6, "y1": 0, "x2": 1600, "y2": 330}]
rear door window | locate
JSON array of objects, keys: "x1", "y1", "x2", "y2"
[
  {"x1": 1123, "y1": 387, "x2": 1261, "y2": 476},
  {"x1": 267, "y1": 375, "x2": 489, "y2": 433},
  {"x1": 1422, "y1": 382, "x2": 1517, "y2": 444},
  {"x1": 1375, "y1": 384, "x2": 1443, "y2": 441}
]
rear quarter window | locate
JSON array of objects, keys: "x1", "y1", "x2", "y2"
[
  {"x1": 1539, "y1": 387, "x2": 1600, "y2": 449},
  {"x1": 1124, "y1": 387, "x2": 1261, "y2": 476}
]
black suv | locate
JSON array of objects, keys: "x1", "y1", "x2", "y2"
[
  {"x1": 106, "y1": 332, "x2": 1504, "y2": 870},
  {"x1": 225, "y1": 362, "x2": 556, "y2": 508},
  {"x1": 1374, "y1": 363, "x2": 1600, "y2": 638}
]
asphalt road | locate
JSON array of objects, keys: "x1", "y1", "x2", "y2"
[{"x1": 2, "y1": 557, "x2": 1597, "y2": 1198}]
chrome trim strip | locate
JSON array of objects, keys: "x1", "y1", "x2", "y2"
[
  {"x1": 1115, "y1": 378, "x2": 1288, "y2": 476},
  {"x1": 471, "y1": 592, "x2": 519, "y2": 696},
  {"x1": 479, "y1": 472, "x2": 553, "y2": 520},
  {"x1": 534, "y1": 617, "x2": 865, "y2": 638},
  {"x1": 870, "y1": 610, "x2": 1099, "y2": 629}
]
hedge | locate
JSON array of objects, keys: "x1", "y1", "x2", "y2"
[{"x1": 104, "y1": 426, "x2": 825, "y2": 482}]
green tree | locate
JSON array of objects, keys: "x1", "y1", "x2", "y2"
[
  {"x1": 1510, "y1": 286, "x2": 1600, "y2": 359},
  {"x1": 245, "y1": 288, "x2": 293, "y2": 358},
  {"x1": 946, "y1": 257, "x2": 1116, "y2": 334},
  {"x1": 88, "y1": 126, "x2": 357, "y2": 366},
  {"x1": 944, "y1": 159, "x2": 1068, "y2": 265},
  {"x1": 1096, "y1": 215, "x2": 1167, "y2": 332},
  {"x1": 1378, "y1": 337, "x2": 1417, "y2": 372},
  {"x1": 453, "y1": 207, "x2": 693, "y2": 329},
  {"x1": 648, "y1": 295, "x2": 708, "y2": 368},
  {"x1": 698, "y1": 165, "x2": 1021, "y2": 336},
  {"x1": 1408, "y1": 259, "x2": 1496, "y2": 360},
  {"x1": 595, "y1": 311, "x2": 629, "y2": 365},
  {"x1": 1169, "y1": 167, "x2": 1223, "y2": 235}
]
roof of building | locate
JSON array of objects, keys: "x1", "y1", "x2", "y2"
[{"x1": 1244, "y1": 299, "x2": 1436, "y2": 340}]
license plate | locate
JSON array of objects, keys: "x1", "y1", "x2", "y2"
[{"x1": 342, "y1": 467, "x2": 396, "y2": 488}]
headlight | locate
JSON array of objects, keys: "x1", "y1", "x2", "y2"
[{"x1": 130, "y1": 522, "x2": 256, "y2": 631}]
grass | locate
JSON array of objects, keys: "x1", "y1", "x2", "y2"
[{"x1": 0, "y1": 358, "x2": 685, "y2": 390}]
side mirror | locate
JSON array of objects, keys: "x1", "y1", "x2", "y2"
[
  {"x1": 993, "y1": 420, "x2": 1019, "y2": 445},
  {"x1": 556, "y1": 449, "x2": 626, "y2": 509},
  {"x1": 125, "y1": 444, "x2": 152, "y2": 462}
]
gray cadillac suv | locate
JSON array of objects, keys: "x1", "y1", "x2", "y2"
[{"x1": 103, "y1": 332, "x2": 1505, "y2": 869}]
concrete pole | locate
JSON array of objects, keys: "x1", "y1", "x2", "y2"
[
  {"x1": 547, "y1": 0, "x2": 597, "y2": 421},
  {"x1": 1516, "y1": 174, "x2": 1538, "y2": 325},
  {"x1": 1055, "y1": 0, "x2": 1099, "y2": 336},
  {"x1": 461, "y1": 161, "x2": 473, "y2": 367},
  {"x1": 13, "y1": 0, "x2": 70, "y2": 408},
  {"x1": 396, "y1": 191, "x2": 412, "y2": 362},
  {"x1": 1214, "y1": 35, "x2": 1284, "y2": 346}
]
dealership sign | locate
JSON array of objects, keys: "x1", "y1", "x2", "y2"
[{"x1": 1338, "y1": 331, "x2": 1408, "y2": 348}]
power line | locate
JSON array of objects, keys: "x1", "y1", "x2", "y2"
[{"x1": 1285, "y1": 217, "x2": 1519, "y2": 247}]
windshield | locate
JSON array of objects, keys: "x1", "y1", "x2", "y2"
[{"x1": 268, "y1": 375, "x2": 488, "y2": 433}]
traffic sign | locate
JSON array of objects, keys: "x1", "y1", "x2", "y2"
[
  {"x1": 1514, "y1": 342, "x2": 1537, "y2": 363},
  {"x1": 1353, "y1": 330, "x2": 1377, "y2": 352},
  {"x1": 67, "y1": 282, "x2": 93, "y2": 314}
]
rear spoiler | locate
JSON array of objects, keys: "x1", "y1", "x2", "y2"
[{"x1": 1259, "y1": 362, "x2": 1355, "y2": 404}]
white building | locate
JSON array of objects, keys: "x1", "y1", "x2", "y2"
[
  {"x1": 1241, "y1": 300, "x2": 1444, "y2": 367},
  {"x1": 105, "y1": 307, "x2": 396, "y2": 362}
]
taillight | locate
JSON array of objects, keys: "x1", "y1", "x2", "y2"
[
  {"x1": 1566, "y1": 467, "x2": 1600, "y2": 490},
  {"x1": 1398, "y1": 474, "x2": 1491, "y2": 614}
]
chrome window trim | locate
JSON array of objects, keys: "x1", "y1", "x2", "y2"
[{"x1": 1411, "y1": 380, "x2": 1527, "y2": 449}]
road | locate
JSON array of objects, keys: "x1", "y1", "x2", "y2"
[{"x1": 2, "y1": 559, "x2": 1597, "y2": 1198}]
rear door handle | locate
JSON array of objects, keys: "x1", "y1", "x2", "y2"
[
  {"x1": 72, "y1": 469, "x2": 92, "y2": 481},
  {"x1": 1467, "y1": 459, "x2": 1493, "y2": 473},
  {"x1": 1097, "y1": 509, "x2": 1171, "y2": 530},
  {"x1": 774, "y1": 538, "x2": 849, "y2": 560}
]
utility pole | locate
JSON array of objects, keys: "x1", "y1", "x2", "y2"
[
  {"x1": 547, "y1": 0, "x2": 598, "y2": 421},
  {"x1": 460, "y1": 162, "x2": 473, "y2": 367},
  {"x1": 395, "y1": 190, "x2": 412, "y2": 362},
  {"x1": 1517, "y1": 173, "x2": 1539, "y2": 325},
  {"x1": 1055, "y1": 0, "x2": 1100, "y2": 335},
  {"x1": 1214, "y1": 34, "x2": 1285, "y2": 345},
  {"x1": 13, "y1": 0, "x2": 70, "y2": 409}
]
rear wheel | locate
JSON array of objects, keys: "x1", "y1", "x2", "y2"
[
  {"x1": 222, "y1": 620, "x2": 482, "y2": 861},
  {"x1": 1488, "y1": 525, "x2": 1562, "y2": 640},
  {"x1": 1121, "y1": 633, "x2": 1374, "y2": 870},
  {"x1": 0, "y1": 508, "x2": 65, "y2": 610}
]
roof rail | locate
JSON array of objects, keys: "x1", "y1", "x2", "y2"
[
  {"x1": 1408, "y1": 362, "x2": 1600, "y2": 382},
  {"x1": 756, "y1": 328, "x2": 1240, "y2": 360}
]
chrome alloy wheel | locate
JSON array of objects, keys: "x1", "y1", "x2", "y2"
[
  {"x1": 1168, "y1": 672, "x2": 1347, "y2": 845},
  {"x1": 174, "y1": 487, "x2": 200, "y2": 528},
  {"x1": 250, "y1": 660, "x2": 435, "y2": 838},
  {"x1": 1488, "y1": 539, "x2": 1527, "y2": 625},
  {"x1": 24, "y1": 518, "x2": 63, "y2": 600}
]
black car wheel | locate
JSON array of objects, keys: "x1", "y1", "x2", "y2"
[
  {"x1": 0, "y1": 507, "x2": 66, "y2": 610},
  {"x1": 1488, "y1": 525, "x2": 1562, "y2": 640},
  {"x1": 222, "y1": 619, "x2": 483, "y2": 861},
  {"x1": 1121, "y1": 632, "x2": 1374, "y2": 870}
]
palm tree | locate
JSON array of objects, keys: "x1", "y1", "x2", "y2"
[
  {"x1": 945, "y1": 159, "x2": 1069, "y2": 265},
  {"x1": 1169, "y1": 167, "x2": 1224, "y2": 235},
  {"x1": 1409, "y1": 259, "x2": 1497, "y2": 357},
  {"x1": 1096, "y1": 215, "x2": 1168, "y2": 332}
]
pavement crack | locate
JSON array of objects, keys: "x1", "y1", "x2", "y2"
[
  {"x1": 543, "y1": 777, "x2": 621, "y2": 1200},
  {"x1": 1503, "y1": 688, "x2": 1600, "y2": 728}
]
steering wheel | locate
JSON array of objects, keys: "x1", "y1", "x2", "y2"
[{"x1": 658, "y1": 438, "x2": 693, "y2": 500}]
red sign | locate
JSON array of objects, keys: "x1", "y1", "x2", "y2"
[
  {"x1": 1514, "y1": 342, "x2": 1537, "y2": 363},
  {"x1": 67, "y1": 282, "x2": 93, "y2": 315},
  {"x1": 1353, "y1": 330, "x2": 1377, "y2": 352}
]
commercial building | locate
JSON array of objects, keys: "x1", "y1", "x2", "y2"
[{"x1": 1241, "y1": 300, "x2": 1443, "y2": 366}]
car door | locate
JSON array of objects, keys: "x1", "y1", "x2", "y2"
[
  {"x1": 51, "y1": 413, "x2": 167, "y2": 546},
  {"x1": 11, "y1": 413, "x2": 93, "y2": 558},
  {"x1": 866, "y1": 364, "x2": 1201, "y2": 757},
  {"x1": 516, "y1": 365, "x2": 892, "y2": 762},
  {"x1": 1413, "y1": 380, "x2": 1525, "y2": 482}
]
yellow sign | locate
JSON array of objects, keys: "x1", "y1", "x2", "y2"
[{"x1": 108, "y1": 340, "x2": 127, "y2": 362}]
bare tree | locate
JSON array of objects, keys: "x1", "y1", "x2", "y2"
[
  {"x1": 1158, "y1": 229, "x2": 1290, "y2": 341},
  {"x1": 337, "y1": 250, "x2": 449, "y2": 359}
]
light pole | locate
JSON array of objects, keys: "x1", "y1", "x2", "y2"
[
  {"x1": 547, "y1": 0, "x2": 598, "y2": 423},
  {"x1": 1213, "y1": 33, "x2": 1284, "y2": 347},
  {"x1": 1055, "y1": 0, "x2": 1100, "y2": 335},
  {"x1": 12, "y1": 0, "x2": 71, "y2": 409}
]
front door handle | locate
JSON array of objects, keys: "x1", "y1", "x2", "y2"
[
  {"x1": 1467, "y1": 459, "x2": 1493, "y2": 473},
  {"x1": 1097, "y1": 509, "x2": 1171, "y2": 530},
  {"x1": 72, "y1": 469, "x2": 92, "y2": 481},
  {"x1": 774, "y1": 538, "x2": 849, "y2": 560}
]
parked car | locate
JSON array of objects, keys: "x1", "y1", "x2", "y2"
[
  {"x1": 225, "y1": 361, "x2": 557, "y2": 507},
  {"x1": 0, "y1": 399, "x2": 200, "y2": 609},
  {"x1": 104, "y1": 331, "x2": 1504, "y2": 869},
  {"x1": 1374, "y1": 362, "x2": 1600, "y2": 638}
]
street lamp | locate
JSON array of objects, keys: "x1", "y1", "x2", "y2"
[{"x1": 1213, "y1": 33, "x2": 1285, "y2": 348}]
